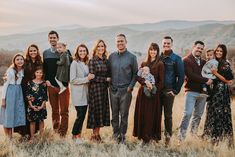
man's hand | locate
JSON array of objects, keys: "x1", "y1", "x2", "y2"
[{"x1": 127, "y1": 87, "x2": 133, "y2": 93}]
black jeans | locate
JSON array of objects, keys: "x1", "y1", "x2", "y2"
[
  {"x1": 160, "y1": 90, "x2": 175, "y2": 137},
  {"x1": 72, "y1": 106, "x2": 87, "y2": 135}
]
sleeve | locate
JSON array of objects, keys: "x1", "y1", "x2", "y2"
[
  {"x1": 43, "y1": 51, "x2": 49, "y2": 81},
  {"x1": 89, "y1": 59, "x2": 107, "y2": 83},
  {"x1": 174, "y1": 57, "x2": 185, "y2": 95},
  {"x1": 107, "y1": 60, "x2": 111, "y2": 78},
  {"x1": 184, "y1": 59, "x2": 208, "y2": 83},
  {"x1": 42, "y1": 84, "x2": 48, "y2": 101},
  {"x1": 57, "y1": 54, "x2": 66, "y2": 65},
  {"x1": 224, "y1": 63, "x2": 234, "y2": 80},
  {"x1": 25, "y1": 82, "x2": 33, "y2": 103},
  {"x1": 156, "y1": 62, "x2": 165, "y2": 91},
  {"x1": 1, "y1": 69, "x2": 12, "y2": 99},
  {"x1": 70, "y1": 61, "x2": 89, "y2": 85},
  {"x1": 128, "y1": 56, "x2": 138, "y2": 89}
]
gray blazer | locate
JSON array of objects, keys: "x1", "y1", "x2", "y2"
[{"x1": 70, "y1": 60, "x2": 89, "y2": 106}]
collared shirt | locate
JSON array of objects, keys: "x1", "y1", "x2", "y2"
[{"x1": 109, "y1": 49, "x2": 138, "y2": 89}]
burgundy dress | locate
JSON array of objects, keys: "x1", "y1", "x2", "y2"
[{"x1": 133, "y1": 59, "x2": 165, "y2": 142}]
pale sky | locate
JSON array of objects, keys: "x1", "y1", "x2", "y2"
[{"x1": 0, "y1": 0, "x2": 235, "y2": 35}]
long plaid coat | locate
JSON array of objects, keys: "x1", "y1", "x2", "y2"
[{"x1": 87, "y1": 55, "x2": 110, "y2": 129}]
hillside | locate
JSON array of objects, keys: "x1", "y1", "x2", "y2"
[{"x1": 0, "y1": 20, "x2": 235, "y2": 55}]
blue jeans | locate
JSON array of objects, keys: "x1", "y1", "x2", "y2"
[{"x1": 178, "y1": 91, "x2": 207, "y2": 140}]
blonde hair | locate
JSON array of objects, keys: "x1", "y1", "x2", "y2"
[{"x1": 92, "y1": 39, "x2": 108, "y2": 58}]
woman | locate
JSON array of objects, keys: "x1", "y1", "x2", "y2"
[
  {"x1": 133, "y1": 43, "x2": 165, "y2": 143},
  {"x1": 70, "y1": 44, "x2": 94, "y2": 144},
  {"x1": 87, "y1": 39, "x2": 110, "y2": 142},
  {"x1": 203, "y1": 44, "x2": 234, "y2": 146},
  {"x1": 14, "y1": 44, "x2": 43, "y2": 137}
]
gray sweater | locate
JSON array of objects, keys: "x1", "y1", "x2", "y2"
[{"x1": 109, "y1": 49, "x2": 138, "y2": 89}]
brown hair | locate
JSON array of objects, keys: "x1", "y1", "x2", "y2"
[
  {"x1": 25, "y1": 44, "x2": 43, "y2": 64},
  {"x1": 145, "y1": 43, "x2": 160, "y2": 63},
  {"x1": 74, "y1": 44, "x2": 89, "y2": 64},
  {"x1": 32, "y1": 66, "x2": 44, "y2": 80},
  {"x1": 92, "y1": 39, "x2": 108, "y2": 58},
  {"x1": 214, "y1": 44, "x2": 227, "y2": 60},
  {"x1": 10, "y1": 53, "x2": 24, "y2": 81},
  {"x1": 48, "y1": 30, "x2": 59, "y2": 38}
]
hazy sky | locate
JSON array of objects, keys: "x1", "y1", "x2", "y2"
[{"x1": 1, "y1": 0, "x2": 235, "y2": 35}]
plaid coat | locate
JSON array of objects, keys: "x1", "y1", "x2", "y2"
[{"x1": 87, "y1": 55, "x2": 110, "y2": 129}]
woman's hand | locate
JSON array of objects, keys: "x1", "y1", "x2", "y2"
[
  {"x1": 46, "y1": 80, "x2": 52, "y2": 87},
  {"x1": 145, "y1": 80, "x2": 152, "y2": 89},
  {"x1": 106, "y1": 77, "x2": 111, "y2": 82},
  {"x1": 31, "y1": 106, "x2": 39, "y2": 111},
  {"x1": 1, "y1": 99, "x2": 6, "y2": 108},
  {"x1": 88, "y1": 73, "x2": 95, "y2": 80}
]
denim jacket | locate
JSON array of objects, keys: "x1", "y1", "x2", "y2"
[{"x1": 159, "y1": 50, "x2": 184, "y2": 95}]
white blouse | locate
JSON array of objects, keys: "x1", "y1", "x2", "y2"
[{"x1": 1, "y1": 68, "x2": 24, "y2": 99}]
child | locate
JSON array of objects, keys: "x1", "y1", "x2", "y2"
[
  {"x1": 137, "y1": 66, "x2": 157, "y2": 97},
  {"x1": 0, "y1": 53, "x2": 26, "y2": 138},
  {"x1": 55, "y1": 42, "x2": 71, "y2": 94},
  {"x1": 201, "y1": 49, "x2": 219, "y2": 97},
  {"x1": 26, "y1": 66, "x2": 47, "y2": 140}
]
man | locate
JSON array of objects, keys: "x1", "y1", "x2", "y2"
[
  {"x1": 43, "y1": 30, "x2": 70, "y2": 136},
  {"x1": 109, "y1": 34, "x2": 138, "y2": 143},
  {"x1": 159, "y1": 36, "x2": 185, "y2": 145},
  {"x1": 178, "y1": 41, "x2": 212, "y2": 143}
]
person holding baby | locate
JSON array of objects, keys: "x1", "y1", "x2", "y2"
[{"x1": 133, "y1": 43, "x2": 165, "y2": 143}]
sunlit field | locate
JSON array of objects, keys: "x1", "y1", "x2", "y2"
[{"x1": 0, "y1": 86, "x2": 235, "y2": 157}]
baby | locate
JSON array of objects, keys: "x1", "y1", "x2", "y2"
[
  {"x1": 201, "y1": 49, "x2": 218, "y2": 97},
  {"x1": 137, "y1": 66, "x2": 157, "y2": 97}
]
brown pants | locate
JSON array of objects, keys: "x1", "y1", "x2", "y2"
[{"x1": 48, "y1": 86, "x2": 70, "y2": 136}]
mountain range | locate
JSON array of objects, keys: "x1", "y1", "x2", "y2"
[{"x1": 1, "y1": 20, "x2": 235, "y2": 56}]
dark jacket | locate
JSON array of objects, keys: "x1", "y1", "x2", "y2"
[
  {"x1": 159, "y1": 50, "x2": 184, "y2": 95},
  {"x1": 183, "y1": 53, "x2": 208, "y2": 93}
]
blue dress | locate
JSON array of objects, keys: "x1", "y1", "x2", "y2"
[{"x1": 0, "y1": 68, "x2": 26, "y2": 128}]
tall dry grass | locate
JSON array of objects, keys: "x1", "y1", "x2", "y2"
[{"x1": 0, "y1": 86, "x2": 235, "y2": 157}]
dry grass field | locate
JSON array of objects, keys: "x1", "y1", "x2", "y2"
[{"x1": 0, "y1": 86, "x2": 235, "y2": 157}]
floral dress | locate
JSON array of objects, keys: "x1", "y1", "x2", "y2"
[
  {"x1": 203, "y1": 60, "x2": 234, "y2": 143},
  {"x1": 26, "y1": 81, "x2": 48, "y2": 122}
]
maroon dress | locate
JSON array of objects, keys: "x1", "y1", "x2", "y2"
[{"x1": 133, "y1": 59, "x2": 165, "y2": 142}]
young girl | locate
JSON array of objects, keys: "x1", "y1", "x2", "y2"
[
  {"x1": 0, "y1": 53, "x2": 26, "y2": 138},
  {"x1": 26, "y1": 66, "x2": 48, "y2": 140},
  {"x1": 55, "y1": 42, "x2": 71, "y2": 94}
]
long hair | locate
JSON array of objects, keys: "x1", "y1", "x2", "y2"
[
  {"x1": 214, "y1": 44, "x2": 227, "y2": 61},
  {"x1": 74, "y1": 44, "x2": 89, "y2": 64},
  {"x1": 25, "y1": 44, "x2": 43, "y2": 64},
  {"x1": 10, "y1": 53, "x2": 24, "y2": 81},
  {"x1": 92, "y1": 39, "x2": 108, "y2": 58},
  {"x1": 145, "y1": 43, "x2": 160, "y2": 63}
]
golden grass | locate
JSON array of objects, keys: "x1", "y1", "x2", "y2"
[{"x1": 0, "y1": 86, "x2": 235, "y2": 157}]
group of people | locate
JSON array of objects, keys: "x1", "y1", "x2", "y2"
[{"x1": 0, "y1": 30, "x2": 234, "y2": 147}]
